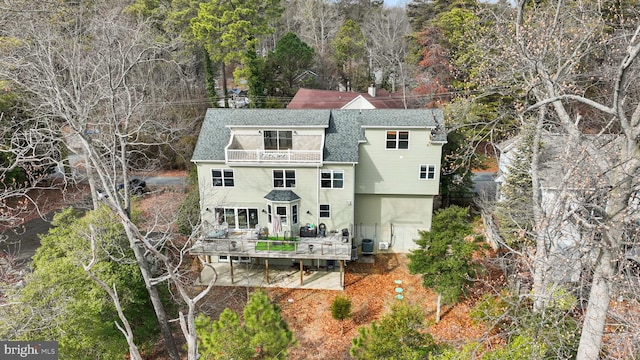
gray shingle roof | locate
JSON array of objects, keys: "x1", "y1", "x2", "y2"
[
  {"x1": 192, "y1": 109, "x2": 329, "y2": 162},
  {"x1": 191, "y1": 108, "x2": 446, "y2": 163},
  {"x1": 264, "y1": 190, "x2": 301, "y2": 202}
]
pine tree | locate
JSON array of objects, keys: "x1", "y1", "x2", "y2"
[
  {"x1": 496, "y1": 124, "x2": 536, "y2": 247},
  {"x1": 196, "y1": 309, "x2": 252, "y2": 360},
  {"x1": 408, "y1": 206, "x2": 478, "y2": 322},
  {"x1": 243, "y1": 291, "x2": 295, "y2": 359}
]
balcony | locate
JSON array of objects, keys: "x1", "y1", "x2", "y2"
[{"x1": 226, "y1": 149, "x2": 322, "y2": 165}]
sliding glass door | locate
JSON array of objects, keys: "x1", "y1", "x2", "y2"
[{"x1": 215, "y1": 207, "x2": 259, "y2": 230}]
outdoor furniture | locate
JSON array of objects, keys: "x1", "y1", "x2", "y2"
[
  {"x1": 300, "y1": 225, "x2": 317, "y2": 238},
  {"x1": 206, "y1": 222, "x2": 229, "y2": 239}
]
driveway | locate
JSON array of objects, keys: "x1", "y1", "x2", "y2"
[
  {"x1": 0, "y1": 213, "x2": 55, "y2": 263},
  {"x1": 1, "y1": 173, "x2": 187, "y2": 263}
]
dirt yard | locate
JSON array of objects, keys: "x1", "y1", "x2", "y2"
[{"x1": 266, "y1": 253, "x2": 492, "y2": 359}]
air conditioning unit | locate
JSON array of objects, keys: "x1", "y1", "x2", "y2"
[{"x1": 379, "y1": 242, "x2": 390, "y2": 250}]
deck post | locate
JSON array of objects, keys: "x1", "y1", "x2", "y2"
[
  {"x1": 265, "y1": 259, "x2": 270, "y2": 284},
  {"x1": 229, "y1": 257, "x2": 234, "y2": 284},
  {"x1": 300, "y1": 260, "x2": 304, "y2": 286},
  {"x1": 339, "y1": 260, "x2": 344, "y2": 288}
]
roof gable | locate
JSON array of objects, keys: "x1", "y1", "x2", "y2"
[{"x1": 287, "y1": 88, "x2": 404, "y2": 109}]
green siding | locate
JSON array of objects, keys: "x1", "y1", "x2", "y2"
[
  {"x1": 355, "y1": 128, "x2": 442, "y2": 195},
  {"x1": 197, "y1": 163, "x2": 356, "y2": 235},
  {"x1": 354, "y1": 194, "x2": 433, "y2": 253}
]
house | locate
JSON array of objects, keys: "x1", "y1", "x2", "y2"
[
  {"x1": 287, "y1": 87, "x2": 406, "y2": 110},
  {"x1": 189, "y1": 108, "x2": 446, "y2": 288},
  {"x1": 495, "y1": 132, "x2": 640, "y2": 282}
]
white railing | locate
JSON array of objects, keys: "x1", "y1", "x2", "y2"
[{"x1": 226, "y1": 149, "x2": 322, "y2": 164}]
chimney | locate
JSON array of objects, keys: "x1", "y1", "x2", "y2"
[{"x1": 368, "y1": 85, "x2": 376, "y2": 97}]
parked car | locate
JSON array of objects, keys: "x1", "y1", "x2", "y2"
[{"x1": 117, "y1": 178, "x2": 146, "y2": 195}]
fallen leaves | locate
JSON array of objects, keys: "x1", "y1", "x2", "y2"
[{"x1": 267, "y1": 254, "x2": 489, "y2": 360}]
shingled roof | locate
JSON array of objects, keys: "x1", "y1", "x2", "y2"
[
  {"x1": 287, "y1": 88, "x2": 405, "y2": 109},
  {"x1": 192, "y1": 108, "x2": 446, "y2": 164}
]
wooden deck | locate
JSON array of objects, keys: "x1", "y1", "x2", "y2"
[{"x1": 189, "y1": 234, "x2": 352, "y2": 261}]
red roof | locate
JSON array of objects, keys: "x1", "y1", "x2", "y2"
[{"x1": 287, "y1": 88, "x2": 406, "y2": 109}]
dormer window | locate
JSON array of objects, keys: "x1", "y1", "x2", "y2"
[{"x1": 264, "y1": 130, "x2": 292, "y2": 150}]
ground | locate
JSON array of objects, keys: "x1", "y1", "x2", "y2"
[{"x1": 268, "y1": 254, "x2": 496, "y2": 360}]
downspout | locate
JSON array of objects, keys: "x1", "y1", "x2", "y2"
[
  {"x1": 316, "y1": 165, "x2": 320, "y2": 227},
  {"x1": 352, "y1": 163, "x2": 356, "y2": 243}
]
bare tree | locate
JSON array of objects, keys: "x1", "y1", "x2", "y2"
[
  {"x1": 363, "y1": 7, "x2": 413, "y2": 104},
  {"x1": 0, "y1": 1, "x2": 210, "y2": 359},
  {"x1": 475, "y1": 1, "x2": 640, "y2": 358},
  {"x1": 285, "y1": 0, "x2": 342, "y2": 88}
]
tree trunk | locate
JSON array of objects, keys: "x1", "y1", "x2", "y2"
[
  {"x1": 577, "y1": 184, "x2": 628, "y2": 359},
  {"x1": 530, "y1": 108, "x2": 551, "y2": 312},
  {"x1": 124, "y1": 226, "x2": 181, "y2": 360},
  {"x1": 576, "y1": 249, "x2": 614, "y2": 360},
  {"x1": 222, "y1": 61, "x2": 228, "y2": 108},
  {"x1": 436, "y1": 293, "x2": 441, "y2": 323}
]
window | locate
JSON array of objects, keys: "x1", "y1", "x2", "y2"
[
  {"x1": 386, "y1": 131, "x2": 409, "y2": 149},
  {"x1": 321, "y1": 170, "x2": 344, "y2": 189},
  {"x1": 264, "y1": 130, "x2": 292, "y2": 150},
  {"x1": 214, "y1": 207, "x2": 259, "y2": 229},
  {"x1": 273, "y1": 170, "x2": 296, "y2": 188},
  {"x1": 267, "y1": 204, "x2": 272, "y2": 223},
  {"x1": 319, "y1": 204, "x2": 330, "y2": 218},
  {"x1": 419, "y1": 165, "x2": 436, "y2": 180},
  {"x1": 292, "y1": 204, "x2": 298, "y2": 225},
  {"x1": 276, "y1": 206, "x2": 288, "y2": 226},
  {"x1": 212, "y1": 169, "x2": 234, "y2": 187}
]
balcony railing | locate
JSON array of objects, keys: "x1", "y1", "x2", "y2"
[{"x1": 226, "y1": 149, "x2": 322, "y2": 164}]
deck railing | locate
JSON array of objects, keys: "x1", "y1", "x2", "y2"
[
  {"x1": 226, "y1": 149, "x2": 322, "y2": 164},
  {"x1": 190, "y1": 237, "x2": 351, "y2": 260}
]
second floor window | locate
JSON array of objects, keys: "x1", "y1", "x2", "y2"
[
  {"x1": 264, "y1": 130, "x2": 292, "y2": 150},
  {"x1": 419, "y1": 165, "x2": 436, "y2": 180},
  {"x1": 386, "y1": 130, "x2": 409, "y2": 149},
  {"x1": 212, "y1": 169, "x2": 234, "y2": 187},
  {"x1": 321, "y1": 170, "x2": 344, "y2": 188},
  {"x1": 273, "y1": 170, "x2": 296, "y2": 188}
]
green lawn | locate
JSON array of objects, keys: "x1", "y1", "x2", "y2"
[{"x1": 255, "y1": 241, "x2": 297, "y2": 251}]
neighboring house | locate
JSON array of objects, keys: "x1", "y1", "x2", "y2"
[
  {"x1": 287, "y1": 87, "x2": 406, "y2": 109},
  {"x1": 190, "y1": 108, "x2": 446, "y2": 286},
  {"x1": 495, "y1": 132, "x2": 639, "y2": 282},
  {"x1": 292, "y1": 70, "x2": 319, "y2": 87}
]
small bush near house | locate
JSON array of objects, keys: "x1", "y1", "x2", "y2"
[{"x1": 330, "y1": 295, "x2": 352, "y2": 334}]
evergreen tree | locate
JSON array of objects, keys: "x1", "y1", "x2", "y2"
[
  {"x1": 196, "y1": 309, "x2": 253, "y2": 360},
  {"x1": 190, "y1": 0, "x2": 283, "y2": 107},
  {"x1": 0, "y1": 207, "x2": 158, "y2": 359},
  {"x1": 330, "y1": 295, "x2": 352, "y2": 334},
  {"x1": 408, "y1": 206, "x2": 478, "y2": 321},
  {"x1": 495, "y1": 124, "x2": 536, "y2": 247},
  {"x1": 243, "y1": 290, "x2": 295, "y2": 359},
  {"x1": 350, "y1": 303, "x2": 441, "y2": 359},
  {"x1": 196, "y1": 290, "x2": 295, "y2": 360},
  {"x1": 269, "y1": 32, "x2": 314, "y2": 97},
  {"x1": 332, "y1": 20, "x2": 367, "y2": 91}
]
